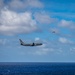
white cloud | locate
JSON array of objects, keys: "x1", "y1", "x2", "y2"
[
  {"x1": 58, "y1": 20, "x2": 75, "y2": 29},
  {"x1": 56, "y1": 48, "x2": 63, "y2": 54},
  {"x1": 29, "y1": 41, "x2": 50, "y2": 55},
  {"x1": 0, "y1": 8, "x2": 37, "y2": 35},
  {"x1": 0, "y1": 0, "x2": 4, "y2": 10},
  {"x1": 26, "y1": 0, "x2": 44, "y2": 8},
  {"x1": 36, "y1": 44, "x2": 46, "y2": 49},
  {"x1": 34, "y1": 12, "x2": 55, "y2": 24},
  {"x1": 70, "y1": 47, "x2": 75, "y2": 53},
  {"x1": 35, "y1": 48, "x2": 50, "y2": 55},
  {"x1": 35, "y1": 37, "x2": 40, "y2": 41},
  {"x1": 0, "y1": 39, "x2": 7, "y2": 45},
  {"x1": 8, "y1": 0, "x2": 44, "y2": 10},
  {"x1": 8, "y1": 0, "x2": 25, "y2": 10},
  {"x1": 59, "y1": 37, "x2": 73, "y2": 44},
  {"x1": 34, "y1": 41, "x2": 55, "y2": 55}
]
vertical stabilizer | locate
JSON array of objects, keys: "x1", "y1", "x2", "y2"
[{"x1": 19, "y1": 39, "x2": 25, "y2": 45}]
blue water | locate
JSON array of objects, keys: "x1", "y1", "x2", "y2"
[{"x1": 0, "y1": 62, "x2": 75, "y2": 75}]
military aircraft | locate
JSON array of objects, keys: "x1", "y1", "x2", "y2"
[{"x1": 19, "y1": 39, "x2": 42, "y2": 46}]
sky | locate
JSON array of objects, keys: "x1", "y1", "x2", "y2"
[{"x1": 0, "y1": 0, "x2": 75, "y2": 62}]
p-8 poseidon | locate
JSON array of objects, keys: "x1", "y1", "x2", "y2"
[{"x1": 19, "y1": 39, "x2": 42, "y2": 46}]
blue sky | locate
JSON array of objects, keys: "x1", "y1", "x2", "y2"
[{"x1": 0, "y1": 0, "x2": 75, "y2": 62}]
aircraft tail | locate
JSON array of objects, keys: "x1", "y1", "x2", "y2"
[{"x1": 19, "y1": 39, "x2": 25, "y2": 45}]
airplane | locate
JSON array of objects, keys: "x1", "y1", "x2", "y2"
[{"x1": 19, "y1": 39, "x2": 42, "y2": 46}]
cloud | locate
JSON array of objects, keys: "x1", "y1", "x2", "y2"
[
  {"x1": 59, "y1": 37, "x2": 73, "y2": 44},
  {"x1": 28, "y1": 40, "x2": 51, "y2": 55},
  {"x1": 0, "y1": 39, "x2": 7, "y2": 45},
  {"x1": 70, "y1": 47, "x2": 75, "y2": 53},
  {"x1": 35, "y1": 37, "x2": 40, "y2": 41},
  {"x1": 8, "y1": 0, "x2": 44, "y2": 10},
  {"x1": 58, "y1": 20, "x2": 75, "y2": 29},
  {"x1": 26, "y1": 0, "x2": 44, "y2": 8},
  {"x1": 34, "y1": 41, "x2": 55, "y2": 55},
  {"x1": 34, "y1": 48, "x2": 50, "y2": 55},
  {"x1": 34, "y1": 12, "x2": 56, "y2": 24},
  {"x1": 0, "y1": 0, "x2": 4, "y2": 10},
  {"x1": 0, "y1": 8, "x2": 37, "y2": 35}
]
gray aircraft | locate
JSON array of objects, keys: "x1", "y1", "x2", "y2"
[{"x1": 19, "y1": 39, "x2": 42, "y2": 46}]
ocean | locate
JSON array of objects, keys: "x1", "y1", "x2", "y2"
[{"x1": 0, "y1": 62, "x2": 75, "y2": 75}]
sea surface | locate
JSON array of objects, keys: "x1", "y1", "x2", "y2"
[{"x1": 0, "y1": 62, "x2": 75, "y2": 75}]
